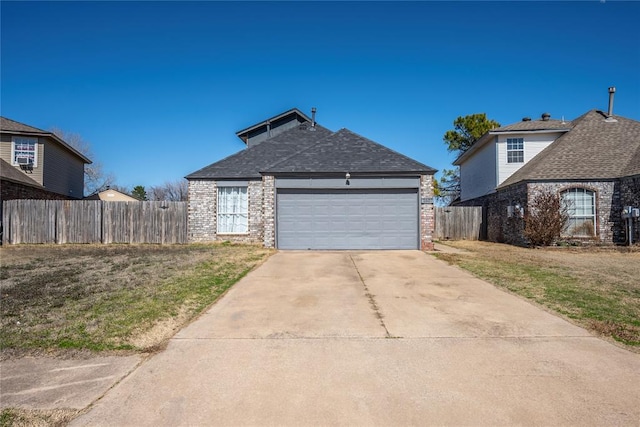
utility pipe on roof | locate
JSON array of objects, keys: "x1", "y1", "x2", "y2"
[{"x1": 608, "y1": 87, "x2": 616, "y2": 117}]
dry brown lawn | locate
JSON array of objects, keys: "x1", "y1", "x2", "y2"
[
  {"x1": 0, "y1": 243, "x2": 272, "y2": 359},
  {"x1": 434, "y1": 241, "x2": 640, "y2": 349}
]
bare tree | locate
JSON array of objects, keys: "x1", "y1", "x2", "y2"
[
  {"x1": 50, "y1": 127, "x2": 114, "y2": 196},
  {"x1": 148, "y1": 179, "x2": 188, "y2": 201}
]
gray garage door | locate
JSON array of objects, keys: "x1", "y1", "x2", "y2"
[{"x1": 276, "y1": 188, "x2": 419, "y2": 250}]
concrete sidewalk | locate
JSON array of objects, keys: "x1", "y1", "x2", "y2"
[
  {"x1": 1, "y1": 355, "x2": 142, "y2": 410},
  {"x1": 68, "y1": 251, "x2": 640, "y2": 426}
]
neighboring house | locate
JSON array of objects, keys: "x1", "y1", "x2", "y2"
[
  {"x1": 186, "y1": 108, "x2": 437, "y2": 250},
  {"x1": 1, "y1": 117, "x2": 92, "y2": 201},
  {"x1": 454, "y1": 91, "x2": 640, "y2": 245},
  {"x1": 85, "y1": 188, "x2": 140, "y2": 201}
]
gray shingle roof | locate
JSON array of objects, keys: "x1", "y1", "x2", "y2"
[
  {"x1": 494, "y1": 118, "x2": 572, "y2": 132},
  {"x1": 265, "y1": 128, "x2": 436, "y2": 174},
  {"x1": 1, "y1": 116, "x2": 92, "y2": 164},
  {"x1": 186, "y1": 123, "x2": 333, "y2": 179},
  {"x1": 499, "y1": 110, "x2": 640, "y2": 188},
  {"x1": 187, "y1": 122, "x2": 436, "y2": 179},
  {"x1": 1, "y1": 117, "x2": 48, "y2": 133},
  {"x1": 0, "y1": 158, "x2": 45, "y2": 189}
]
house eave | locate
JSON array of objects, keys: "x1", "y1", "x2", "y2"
[
  {"x1": 1, "y1": 129, "x2": 93, "y2": 164},
  {"x1": 454, "y1": 128, "x2": 570, "y2": 166}
]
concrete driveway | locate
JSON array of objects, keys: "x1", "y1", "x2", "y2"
[{"x1": 72, "y1": 251, "x2": 640, "y2": 426}]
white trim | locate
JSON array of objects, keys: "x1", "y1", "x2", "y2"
[{"x1": 11, "y1": 136, "x2": 38, "y2": 167}]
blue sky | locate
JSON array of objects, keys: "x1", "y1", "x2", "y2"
[{"x1": 2, "y1": 1, "x2": 639, "y2": 191}]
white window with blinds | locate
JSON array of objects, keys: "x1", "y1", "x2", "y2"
[
  {"x1": 12, "y1": 136, "x2": 38, "y2": 167},
  {"x1": 562, "y1": 188, "x2": 596, "y2": 237},
  {"x1": 217, "y1": 186, "x2": 248, "y2": 234}
]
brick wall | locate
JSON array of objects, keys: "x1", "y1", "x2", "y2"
[
  {"x1": 619, "y1": 175, "x2": 640, "y2": 244},
  {"x1": 527, "y1": 181, "x2": 619, "y2": 243},
  {"x1": 187, "y1": 179, "x2": 266, "y2": 244},
  {"x1": 262, "y1": 175, "x2": 275, "y2": 248},
  {"x1": 187, "y1": 179, "x2": 217, "y2": 242},
  {"x1": 419, "y1": 174, "x2": 435, "y2": 250},
  {"x1": 470, "y1": 180, "x2": 626, "y2": 246},
  {"x1": 1, "y1": 180, "x2": 75, "y2": 201}
]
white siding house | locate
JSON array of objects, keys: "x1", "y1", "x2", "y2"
[{"x1": 455, "y1": 114, "x2": 571, "y2": 202}]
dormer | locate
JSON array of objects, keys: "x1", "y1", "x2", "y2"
[{"x1": 235, "y1": 108, "x2": 313, "y2": 148}]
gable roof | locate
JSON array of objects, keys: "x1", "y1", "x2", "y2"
[
  {"x1": 0, "y1": 158, "x2": 45, "y2": 189},
  {"x1": 454, "y1": 115, "x2": 572, "y2": 166},
  {"x1": 187, "y1": 115, "x2": 436, "y2": 180},
  {"x1": 1, "y1": 117, "x2": 92, "y2": 164},
  {"x1": 186, "y1": 122, "x2": 333, "y2": 179},
  {"x1": 265, "y1": 128, "x2": 436, "y2": 174},
  {"x1": 499, "y1": 109, "x2": 640, "y2": 188}
]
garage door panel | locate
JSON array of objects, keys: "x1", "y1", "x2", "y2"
[{"x1": 277, "y1": 189, "x2": 418, "y2": 250}]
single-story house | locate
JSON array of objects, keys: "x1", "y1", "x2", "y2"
[
  {"x1": 186, "y1": 108, "x2": 437, "y2": 250},
  {"x1": 84, "y1": 188, "x2": 140, "y2": 202},
  {"x1": 454, "y1": 89, "x2": 640, "y2": 245}
]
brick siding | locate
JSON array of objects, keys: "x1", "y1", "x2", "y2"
[
  {"x1": 460, "y1": 179, "x2": 632, "y2": 246},
  {"x1": 420, "y1": 174, "x2": 435, "y2": 250},
  {"x1": 1, "y1": 180, "x2": 76, "y2": 201}
]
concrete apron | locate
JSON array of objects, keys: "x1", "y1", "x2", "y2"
[{"x1": 71, "y1": 251, "x2": 640, "y2": 426}]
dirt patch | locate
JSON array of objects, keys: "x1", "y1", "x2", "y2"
[{"x1": 0, "y1": 244, "x2": 272, "y2": 358}]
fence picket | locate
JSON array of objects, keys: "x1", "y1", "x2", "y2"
[
  {"x1": 1, "y1": 200, "x2": 187, "y2": 244},
  {"x1": 434, "y1": 206, "x2": 484, "y2": 240}
]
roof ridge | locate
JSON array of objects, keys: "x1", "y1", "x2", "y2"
[{"x1": 263, "y1": 129, "x2": 336, "y2": 171}]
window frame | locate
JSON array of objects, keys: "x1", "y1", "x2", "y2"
[
  {"x1": 562, "y1": 187, "x2": 597, "y2": 237},
  {"x1": 11, "y1": 136, "x2": 38, "y2": 167},
  {"x1": 216, "y1": 185, "x2": 249, "y2": 234},
  {"x1": 506, "y1": 138, "x2": 524, "y2": 164}
]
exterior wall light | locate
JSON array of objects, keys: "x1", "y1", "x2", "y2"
[{"x1": 345, "y1": 172, "x2": 351, "y2": 186}]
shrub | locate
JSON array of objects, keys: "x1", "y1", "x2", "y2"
[{"x1": 524, "y1": 190, "x2": 569, "y2": 246}]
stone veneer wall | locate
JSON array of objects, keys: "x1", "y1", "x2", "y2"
[{"x1": 419, "y1": 174, "x2": 435, "y2": 251}]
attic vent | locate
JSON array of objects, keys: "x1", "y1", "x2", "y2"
[
  {"x1": 541, "y1": 113, "x2": 551, "y2": 121},
  {"x1": 522, "y1": 117, "x2": 531, "y2": 122}
]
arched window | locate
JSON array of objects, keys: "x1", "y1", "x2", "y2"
[{"x1": 562, "y1": 188, "x2": 596, "y2": 237}]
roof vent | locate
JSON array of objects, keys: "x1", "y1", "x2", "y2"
[
  {"x1": 541, "y1": 113, "x2": 551, "y2": 121},
  {"x1": 522, "y1": 117, "x2": 531, "y2": 122},
  {"x1": 310, "y1": 107, "x2": 317, "y2": 131},
  {"x1": 607, "y1": 86, "x2": 616, "y2": 118}
]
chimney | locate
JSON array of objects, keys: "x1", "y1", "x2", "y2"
[
  {"x1": 541, "y1": 113, "x2": 551, "y2": 121},
  {"x1": 607, "y1": 87, "x2": 616, "y2": 117},
  {"x1": 311, "y1": 107, "x2": 317, "y2": 128}
]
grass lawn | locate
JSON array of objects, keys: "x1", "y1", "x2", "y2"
[
  {"x1": 433, "y1": 241, "x2": 640, "y2": 349},
  {"x1": 0, "y1": 243, "x2": 272, "y2": 358}
]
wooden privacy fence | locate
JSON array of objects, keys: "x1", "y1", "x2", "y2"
[
  {"x1": 434, "y1": 206, "x2": 484, "y2": 240},
  {"x1": 2, "y1": 200, "x2": 187, "y2": 244}
]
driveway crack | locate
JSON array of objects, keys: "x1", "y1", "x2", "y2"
[{"x1": 349, "y1": 255, "x2": 391, "y2": 338}]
